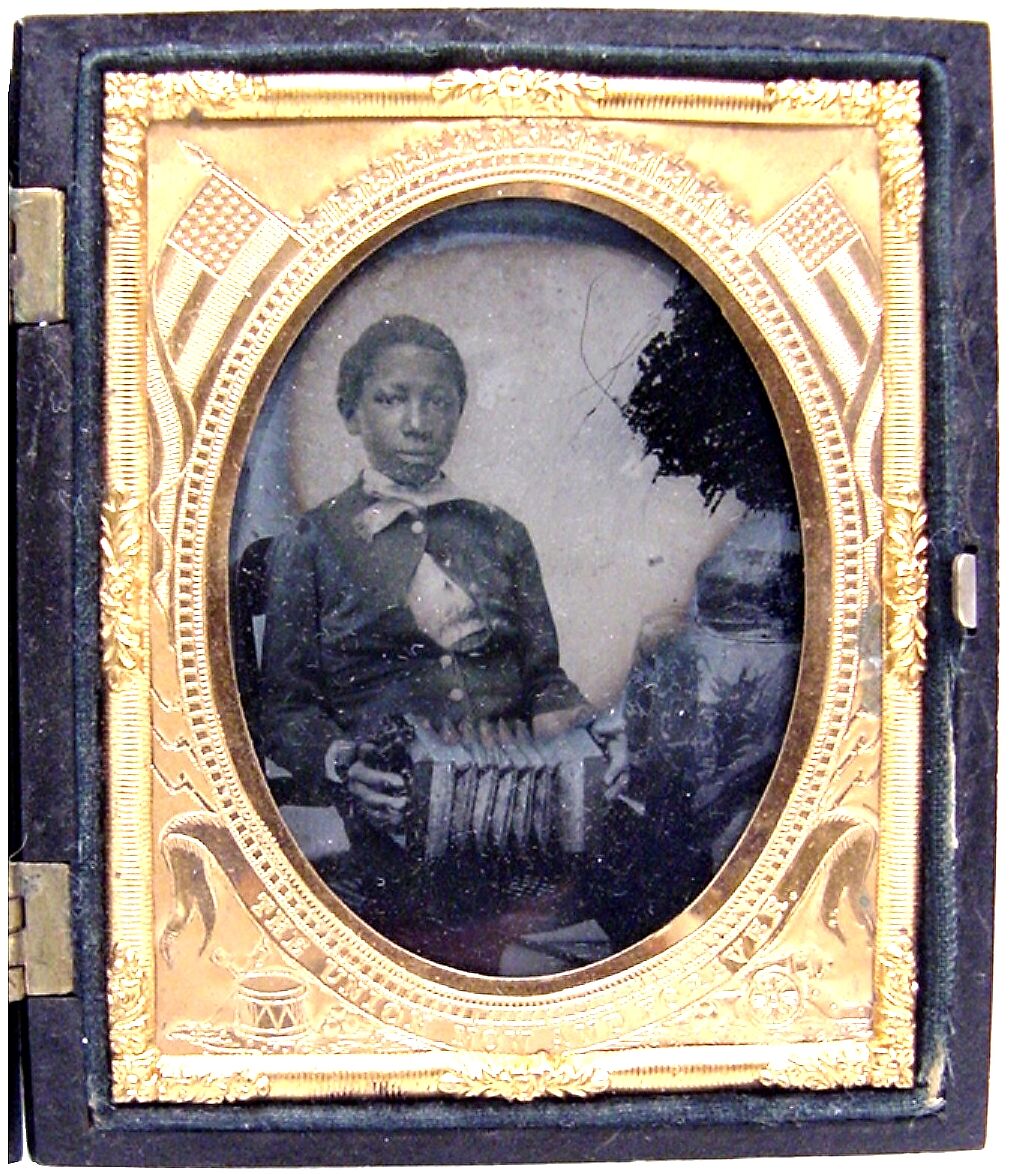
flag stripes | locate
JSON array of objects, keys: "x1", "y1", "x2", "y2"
[
  {"x1": 758, "y1": 232, "x2": 866, "y2": 402},
  {"x1": 825, "y1": 240, "x2": 882, "y2": 344},
  {"x1": 751, "y1": 245, "x2": 852, "y2": 414},
  {"x1": 148, "y1": 156, "x2": 307, "y2": 611},
  {"x1": 152, "y1": 247, "x2": 202, "y2": 344},
  {"x1": 814, "y1": 266, "x2": 873, "y2": 367},
  {"x1": 167, "y1": 269, "x2": 217, "y2": 363},
  {"x1": 173, "y1": 222, "x2": 288, "y2": 393}
]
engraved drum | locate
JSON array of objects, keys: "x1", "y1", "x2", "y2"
[{"x1": 234, "y1": 971, "x2": 308, "y2": 1043}]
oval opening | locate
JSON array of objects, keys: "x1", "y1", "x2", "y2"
[{"x1": 225, "y1": 196, "x2": 807, "y2": 980}]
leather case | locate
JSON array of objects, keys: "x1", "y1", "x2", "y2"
[{"x1": 9, "y1": 8, "x2": 996, "y2": 1163}]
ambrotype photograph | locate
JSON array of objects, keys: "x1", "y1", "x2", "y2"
[{"x1": 229, "y1": 200, "x2": 802, "y2": 977}]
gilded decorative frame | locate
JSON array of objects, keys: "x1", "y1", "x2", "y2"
[{"x1": 100, "y1": 68, "x2": 925, "y2": 1103}]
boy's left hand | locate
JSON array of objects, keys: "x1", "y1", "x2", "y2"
[{"x1": 589, "y1": 710, "x2": 631, "y2": 802}]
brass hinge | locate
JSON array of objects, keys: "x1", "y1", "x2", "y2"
[
  {"x1": 8, "y1": 863, "x2": 74, "y2": 1002},
  {"x1": 9, "y1": 187, "x2": 66, "y2": 324}
]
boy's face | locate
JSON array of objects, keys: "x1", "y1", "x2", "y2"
[{"x1": 347, "y1": 343, "x2": 464, "y2": 487}]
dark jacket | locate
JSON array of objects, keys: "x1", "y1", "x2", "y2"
[{"x1": 258, "y1": 478, "x2": 585, "y2": 785}]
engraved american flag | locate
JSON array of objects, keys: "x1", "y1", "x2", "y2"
[
  {"x1": 753, "y1": 178, "x2": 885, "y2": 559},
  {"x1": 150, "y1": 146, "x2": 307, "y2": 399},
  {"x1": 147, "y1": 146, "x2": 308, "y2": 606},
  {"x1": 756, "y1": 179, "x2": 883, "y2": 414}
]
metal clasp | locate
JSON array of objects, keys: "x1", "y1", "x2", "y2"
[{"x1": 951, "y1": 552, "x2": 978, "y2": 631}]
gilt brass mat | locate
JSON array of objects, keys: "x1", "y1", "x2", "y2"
[{"x1": 100, "y1": 70, "x2": 924, "y2": 1102}]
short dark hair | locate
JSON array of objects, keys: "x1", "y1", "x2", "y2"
[{"x1": 336, "y1": 316, "x2": 468, "y2": 420}]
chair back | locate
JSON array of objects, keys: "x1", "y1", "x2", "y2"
[{"x1": 230, "y1": 536, "x2": 275, "y2": 748}]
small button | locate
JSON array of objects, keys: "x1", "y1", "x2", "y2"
[
  {"x1": 410, "y1": 519, "x2": 425, "y2": 535},
  {"x1": 439, "y1": 654, "x2": 453, "y2": 669},
  {"x1": 448, "y1": 687, "x2": 465, "y2": 702}
]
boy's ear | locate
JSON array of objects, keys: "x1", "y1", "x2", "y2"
[{"x1": 345, "y1": 409, "x2": 361, "y2": 436}]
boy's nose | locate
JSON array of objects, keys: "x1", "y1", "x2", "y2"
[{"x1": 404, "y1": 399, "x2": 430, "y2": 433}]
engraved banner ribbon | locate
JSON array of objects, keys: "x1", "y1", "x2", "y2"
[
  {"x1": 720, "y1": 810, "x2": 877, "y2": 972},
  {"x1": 159, "y1": 811, "x2": 268, "y2": 964}
]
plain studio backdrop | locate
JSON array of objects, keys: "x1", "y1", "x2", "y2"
[{"x1": 232, "y1": 201, "x2": 746, "y2": 710}]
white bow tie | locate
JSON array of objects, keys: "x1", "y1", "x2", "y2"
[{"x1": 353, "y1": 469, "x2": 467, "y2": 540}]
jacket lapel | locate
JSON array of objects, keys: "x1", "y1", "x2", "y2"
[{"x1": 317, "y1": 482, "x2": 426, "y2": 614}]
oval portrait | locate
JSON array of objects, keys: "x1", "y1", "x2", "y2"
[{"x1": 229, "y1": 198, "x2": 802, "y2": 977}]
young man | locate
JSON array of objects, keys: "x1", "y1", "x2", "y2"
[{"x1": 258, "y1": 316, "x2": 619, "y2": 965}]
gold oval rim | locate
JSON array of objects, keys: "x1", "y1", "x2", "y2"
[{"x1": 210, "y1": 184, "x2": 829, "y2": 985}]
